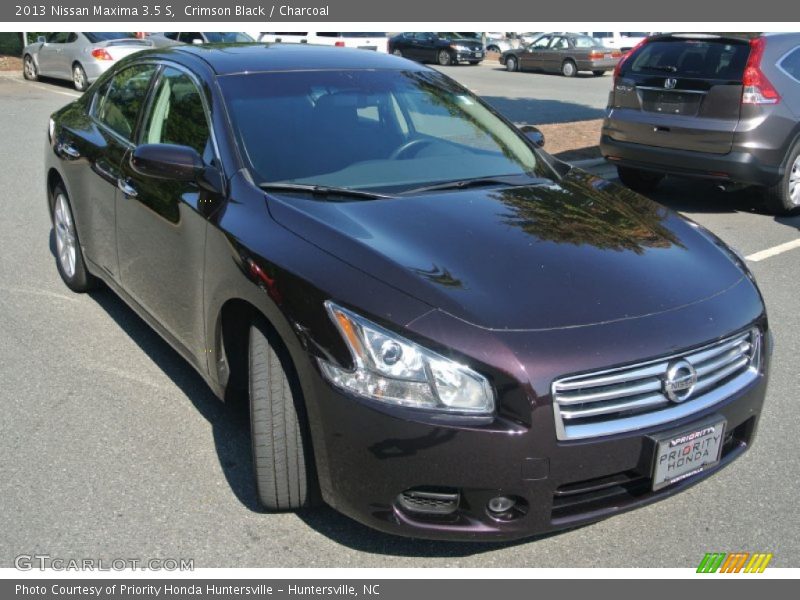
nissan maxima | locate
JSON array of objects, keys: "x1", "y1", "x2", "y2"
[{"x1": 45, "y1": 44, "x2": 770, "y2": 540}]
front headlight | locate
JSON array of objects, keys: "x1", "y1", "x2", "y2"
[{"x1": 317, "y1": 302, "x2": 494, "y2": 414}]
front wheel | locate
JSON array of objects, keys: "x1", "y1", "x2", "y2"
[
  {"x1": 72, "y1": 63, "x2": 88, "y2": 91},
  {"x1": 23, "y1": 55, "x2": 38, "y2": 81},
  {"x1": 249, "y1": 322, "x2": 316, "y2": 511},
  {"x1": 561, "y1": 60, "x2": 577, "y2": 77},
  {"x1": 51, "y1": 184, "x2": 98, "y2": 292},
  {"x1": 617, "y1": 166, "x2": 664, "y2": 193},
  {"x1": 763, "y1": 144, "x2": 800, "y2": 215},
  {"x1": 506, "y1": 56, "x2": 518, "y2": 72},
  {"x1": 437, "y1": 49, "x2": 453, "y2": 66}
]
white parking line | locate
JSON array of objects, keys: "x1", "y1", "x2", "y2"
[
  {"x1": 0, "y1": 74, "x2": 81, "y2": 98},
  {"x1": 745, "y1": 238, "x2": 800, "y2": 262}
]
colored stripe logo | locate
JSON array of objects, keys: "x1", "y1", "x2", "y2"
[{"x1": 697, "y1": 552, "x2": 773, "y2": 573}]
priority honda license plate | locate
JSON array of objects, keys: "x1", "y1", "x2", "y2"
[{"x1": 652, "y1": 418, "x2": 726, "y2": 491}]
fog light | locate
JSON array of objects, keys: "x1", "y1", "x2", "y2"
[{"x1": 487, "y1": 496, "x2": 516, "y2": 514}]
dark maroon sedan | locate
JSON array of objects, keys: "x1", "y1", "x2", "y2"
[{"x1": 45, "y1": 43, "x2": 770, "y2": 540}]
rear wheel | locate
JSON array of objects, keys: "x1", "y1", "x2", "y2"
[
  {"x1": 51, "y1": 184, "x2": 98, "y2": 292},
  {"x1": 249, "y1": 322, "x2": 316, "y2": 510},
  {"x1": 592, "y1": 70, "x2": 606, "y2": 77},
  {"x1": 487, "y1": 45, "x2": 501, "y2": 53},
  {"x1": 561, "y1": 59, "x2": 577, "y2": 77},
  {"x1": 72, "y1": 63, "x2": 88, "y2": 91},
  {"x1": 23, "y1": 55, "x2": 37, "y2": 81},
  {"x1": 764, "y1": 144, "x2": 800, "y2": 215},
  {"x1": 617, "y1": 166, "x2": 664, "y2": 193},
  {"x1": 506, "y1": 56, "x2": 518, "y2": 72},
  {"x1": 437, "y1": 49, "x2": 453, "y2": 66}
]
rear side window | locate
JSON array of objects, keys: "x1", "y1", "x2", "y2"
[
  {"x1": 779, "y1": 47, "x2": 800, "y2": 82},
  {"x1": 624, "y1": 40, "x2": 751, "y2": 80},
  {"x1": 94, "y1": 64, "x2": 157, "y2": 140}
]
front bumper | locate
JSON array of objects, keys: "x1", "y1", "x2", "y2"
[
  {"x1": 453, "y1": 49, "x2": 484, "y2": 63},
  {"x1": 306, "y1": 332, "x2": 770, "y2": 541}
]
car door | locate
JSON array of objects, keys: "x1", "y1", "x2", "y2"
[
  {"x1": 521, "y1": 35, "x2": 551, "y2": 70},
  {"x1": 52, "y1": 32, "x2": 79, "y2": 79},
  {"x1": 37, "y1": 32, "x2": 70, "y2": 77},
  {"x1": 115, "y1": 65, "x2": 221, "y2": 359},
  {"x1": 542, "y1": 36, "x2": 569, "y2": 72},
  {"x1": 58, "y1": 63, "x2": 158, "y2": 279}
]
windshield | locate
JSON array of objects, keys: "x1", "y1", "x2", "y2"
[
  {"x1": 220, "y1": 69, "x2": 545, "y2": 194},
  {"x1": 573, "y1": 36, "x2": 599, "y2": 48},
  {"x1": 83, "y1": 32, "x2": 136, "y2": 42},
  {"x1": 204, "y1": 32, "x2": 254, "y2": 43}
]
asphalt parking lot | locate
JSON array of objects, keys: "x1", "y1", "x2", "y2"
[{"x1": 0, "y1": 68, "x2": 798, "y2": 568}]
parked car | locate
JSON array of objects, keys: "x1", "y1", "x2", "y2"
[
  {"x1": 388, "y1": 32, "x2": 484, "y2": 65},
  {"x1": 258, "y1": 32, "x2": 390, "y2": 53},
  {"x1": 501, "y1": 33, "x2": 622, "y2": 76},
  {"x1": 484, "y1": 32, "x2": 517, "y2": 54},
  {"x1": 601, "y1": 32, "x2": 800, "y2": 214},
  {"x1": 148, "y1": 32, "x2": 255, "y2": 47},
  {"x1": 22, "y1": 32, "x2": 152, "y2": 91},
  {"x1": 582, "y1": 31, "x2": 653, "y2": 52},
  {"x1": 46, "y1": 44, "x2": 769, "y2": 541}
]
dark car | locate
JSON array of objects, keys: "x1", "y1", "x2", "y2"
[
  {"x1": 601, "y1": 33, "x2": 800, "y2": 214},
  {"x1": 501, "y1": 33, "x2": 622, "y2": 76},
  {"x1": 388, "y1": 32, "x2": 484, "y2": 66},
  {"x1": 46, "y1": 44, "x2": 770, "y2": 541}
]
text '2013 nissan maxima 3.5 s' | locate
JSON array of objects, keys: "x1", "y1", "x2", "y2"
[{"x1": 45, "y1": 43, "x2": 770, "y2": 541}]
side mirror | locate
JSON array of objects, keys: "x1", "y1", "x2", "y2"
[
  {"x1": 520, "y1": 125, "x2": 545, "y2": 148},
  {"x1": 37, "y1": 36, "x2": 46, "y2": 44},
  {"x1": 131, "y1": 143, "x2": 203, "y2": 181}
]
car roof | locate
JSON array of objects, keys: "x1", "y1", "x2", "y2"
[{"x1": 164, "y1": 43, "x2": 428, "y2": 75}]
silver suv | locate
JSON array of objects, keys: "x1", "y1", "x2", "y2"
[{"x1": 601, "y1": 33, "x2": 800, "y2": 214}]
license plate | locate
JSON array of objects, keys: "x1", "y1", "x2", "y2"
[
  {"x1": 651, "y1": 418, "x2": 726, "y2": 491},
  {"x1": 474, "y1": 52, "x2": 483, "y2": 57}
]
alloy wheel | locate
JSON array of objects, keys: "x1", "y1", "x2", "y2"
[
  {"x1": 507, "y1": 57, "x2": 517, "y2": 72},
  {"x1": 790, "y1": 155, "x2": 800, "y2": 206},
  {"x1": 54, "y1": 193, "x2": 77, "y2": 278},
  {"x1": 23, "y1": 56, "x2": 36, "y2": 80},
  {"x1": 72, "y1": 66, "x2": 86, "y2": 91}
]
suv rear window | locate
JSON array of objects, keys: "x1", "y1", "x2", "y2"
[
  {"x1": 623, "y1": 40, "x2": 751, "y2": 80},
  {"x1": 779, "y1": 46, "x2": 800, "y2": 82}
]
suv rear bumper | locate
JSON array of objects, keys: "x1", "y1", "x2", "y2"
[{"x1": 600, "y1": 134, "x2": 784, "y2": 187}]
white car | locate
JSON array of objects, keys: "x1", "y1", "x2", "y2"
[
  {"x1": 582, "y1": 31, "x2": 654, "y2": 52},
  {"x1": 258, "y1": 32, "x2": 390, "y2": 53},
  {"x1": 483, "y1": 33, "x2": 518, "y2": 53}
]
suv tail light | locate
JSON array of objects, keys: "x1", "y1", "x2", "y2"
[
  {"x1": 612, "y1": 38, "x2": 648, "y2": 80},
  {"x1": 742, "y1": 37, "x2": 780, "y2": 105},
  {"x1": 91, "y1": 48, "x2": 113, "y2": 60}
]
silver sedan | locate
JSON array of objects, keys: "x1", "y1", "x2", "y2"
[{"x1": 22, "y1": 32, "x2": 153, "y2": 91}]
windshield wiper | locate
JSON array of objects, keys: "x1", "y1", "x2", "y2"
[
  {"x1": 402, "y1": 175, "x2": 551, "y2": 195},
  {"x1": 258, "y1": 182, "x2": 393, "y2": 200},
  {"x1": 647, "y1": 65, "x2": 678, "y2": 73}
]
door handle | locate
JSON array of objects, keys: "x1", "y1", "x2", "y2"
[
  {"x1": 117, "y1": 178, "x2": 138, "y2": 198},
  {"x1": 58, "y1": 142, "x2": 80, "y2": 159}
]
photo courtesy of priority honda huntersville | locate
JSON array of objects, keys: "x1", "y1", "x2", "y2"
[{"x1": 45, "y1": 42, "x2": 770, "y2": 541}]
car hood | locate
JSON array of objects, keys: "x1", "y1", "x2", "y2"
[{"x1": 266, "y1": 169, "x2": 747, "y2": 331}]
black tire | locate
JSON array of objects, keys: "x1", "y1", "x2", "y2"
[
  {"x1": 561, "y1": 59, "x2": 577, "y2": 77},
  {"x1": 506, "y1": 56, "x2": 518, "y2": 72},
  {"x1": 51, "y1": 184, "x2": 99, "y2": 293},
  {"x1": 592, "y1": 70, "x2": 606, "y2": 77},
  {"x1": 23, "y1": 54, "x2": 38, "y2": 81},
  {"x1": 72, "y1": 63, "x2": 88, "y2": 92},
  {"x1": 249, "y1": 322, "x2": 315, "y2": 510},
  {"x1": 487, "y1": 45, "x2": 501, "y2": 53},
  {"x1": 763, "y1": 142, "x2": 800, "y2": 215},
  {"x1": 617, "y1": 166, "x2": 664, "y2": 193},
  {"x1": 437, "y1": 49, "x2": 453, "y2": 66}
]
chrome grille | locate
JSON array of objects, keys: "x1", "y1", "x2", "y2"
[{"x1": 552, "y1": 329, "x2": 761, "y2": 440}]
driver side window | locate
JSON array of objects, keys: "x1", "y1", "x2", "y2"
[
  {"x1": 532, "y1": 36, "x2": 551, "y2": 49},
  {"x1": 142, "y1": 67, "x2": 212, "y2": 160}
]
